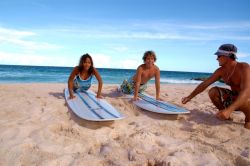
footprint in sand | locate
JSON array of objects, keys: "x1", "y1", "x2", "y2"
[
  {"x1": 26, "y1": 100, "x2": 32, "y2": 105},
  {"x1": 41, "y1": 108, "x2": 45, "y2": 113},
  {"x1": 134, "y1": 111, "x2": 140, "y2": 116},
  {"x1": 99, "y1": 144, "x2": 112, "y2": 156},
  {"x1": 128, "y1": 149, "x2": 136, "y2": 161},
  {"x1": 241, "y1": 148, "x2": 249, "y2": 158},
  {"x1": 21, "y1": 143, "x2": 57, "y2": 161},
  {"x1": 153, "y1": 132, "x2": 162, "y2": 136},
  {"x1": 50, "y1": 124, "x2": 81, "y2": 139},
  {"x1": 128, "y1": 121, "x2": 137, "y2": 125},
  {"x1": 155, "y1": 140, "x2": 165, "y2": 147},
  {"x1": 203, "y1": 130, "x2": 216, "y2": 138}
]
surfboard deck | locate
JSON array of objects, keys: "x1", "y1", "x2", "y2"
[
  {"x1": 64, "y1": 88, "x2": 125, "y2": 121},
  {"x1": 136, "y1": 93, "x2": 189, "y2": 114},
  {"x1": 117, "y1": 86, "x2": 189, "y2": 114}
]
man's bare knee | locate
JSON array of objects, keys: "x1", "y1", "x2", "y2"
[
  {"x1": 239, "y1": 101, "x2": 250, "y2": 121},
  {"x1": 239, "y1": 99, "x2": 250, "y2": 112},
  {"x1": 208, "y1": 87, "x2": 219, "y2": 99}
]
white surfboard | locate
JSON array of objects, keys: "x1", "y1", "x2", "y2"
[
  {"x1": 64, "y1": 88, "x2": 125, "y2": 121},
  {"x1": 127, "y1": 93, "x2": 189, "y2": 114}
]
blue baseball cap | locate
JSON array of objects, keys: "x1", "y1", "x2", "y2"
[{"x1": 214, "y1": 44, "x2": 237, "y2": 59}]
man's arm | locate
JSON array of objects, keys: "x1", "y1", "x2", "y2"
[
  {"x1": 133, "y1": 67, "x2": 142, "y2": 100},
  {"x1": 182, "y1": 68, "x2": 222, "y2": 104},
  {"x1": 155, "y1": 67, "x2": 160, "y2": 100}
]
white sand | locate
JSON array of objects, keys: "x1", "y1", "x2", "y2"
[{"x1": 0, "y1": 83, "x2": 249, "y2": 166}]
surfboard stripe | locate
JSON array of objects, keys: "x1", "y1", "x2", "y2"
[
  {"x1": 82, "y1": 91, "x2": 120, "y2": 118},
  {"x1": 76, "y1": 91, "x2": 104, "y2": 119},
  {"x1": 139, "y1": 93, "x2": 185, "y2": 112}
]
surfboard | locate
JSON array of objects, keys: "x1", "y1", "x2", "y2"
[
  {"x1": 125, "y1": 92, "x2": 189, "y2": 114},
  {"x1": 64, "y1": 88, "x2": 125, "y2": 121}
]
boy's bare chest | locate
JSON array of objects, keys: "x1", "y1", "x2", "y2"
[{"x1": 141, "y1": 70, "x2": 155, "y2": 79}]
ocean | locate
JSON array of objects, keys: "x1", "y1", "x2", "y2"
[{"x1": 0, "y1": 65, "x2": 216, "y2": 84}]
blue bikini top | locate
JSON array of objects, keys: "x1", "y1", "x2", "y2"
[{"x1": 74, "y1": 74, "x2": 93, "y2": 91}]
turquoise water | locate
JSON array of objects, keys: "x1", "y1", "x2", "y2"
[{"x1": 0, "y1": 65, "x2": 214, "y2": 84}]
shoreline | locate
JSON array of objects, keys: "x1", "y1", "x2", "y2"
[{"x1": 0, "y1": 83, "x2": 249, "y2": 165}]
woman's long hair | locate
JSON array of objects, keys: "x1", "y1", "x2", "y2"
[{"x1": 78, "y1": 53, "x2": 94, "y2": 75}]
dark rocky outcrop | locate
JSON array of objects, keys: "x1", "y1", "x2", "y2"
[{"x1": 191, "y1": 77, "x2": 225, "y2": 83}]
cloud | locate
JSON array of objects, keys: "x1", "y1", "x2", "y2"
[
  {"x1": 182, "y1": 22, "x2": 250, "y2": 30},
  {"x1": 237, "y1": 52, "x2": 250, "y2": 58},
  {"x1": 0, "y1": 27, "x2": 61, "y2": 51},
  {"x1": 0, "y1": 27, "x2": 35, "y2": 37},
  {"x1": 111, "y1": 46, "x2": 129, "y2": 52},
  {"x1": 1, "y1": 21, "x2": 249, "y2": 69},
  {"x1": 74, "y1": 53, "x2": 140, "y2": 69},
  {"x1": 50, "y1": 20, "x2": 250, "y2": 41},
  {"x1": 120, "y1": 59, "x2": 140, "y2": 69},
  {"x1": 91, "y1": 53, "x2": 112, "y2": 68},
  {"x1": 0, "y1": 51, "x2": 74, "y2": 67},
  {"x1": 2, "y1": 20, "x2": 250, "y2": 45},
  {"x1": 0, "y1": 50, "x2": 140, "y2": 69}
]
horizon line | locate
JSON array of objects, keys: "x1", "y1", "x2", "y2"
[{"x1": 0, "y1": 64, "x2": 213, "y2": 74}]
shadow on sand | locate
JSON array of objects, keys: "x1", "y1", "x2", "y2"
[
  {"x1": 179, "y1": 109, "x2": 243, "y2": 132},
  {"x1": 134, "y1": 106, "x2": 179, "y2": 121},
  {"x1": 65, "y1": 105, "x2": 115, "y2": 130},
  {"x1": 49, "y1": 92, "x2": 64, "y2": 99},
  {"x1": 101, "y1": 88, "x2": 123, "y2": 98}
]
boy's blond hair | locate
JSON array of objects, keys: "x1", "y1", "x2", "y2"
[{"x1": 142, "y1": 50, "x2": 156, "y2": 62}]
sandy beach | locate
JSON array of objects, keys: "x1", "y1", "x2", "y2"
[{"x1": 0, "y1": 83, "x2": 249, "y2": 166}]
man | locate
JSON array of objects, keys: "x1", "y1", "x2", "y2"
[
  {"x1": 182, "y1": 44, "x2": 250, "y2": 129},
  {"x1": 120, "y1": 50, "x2": 161, "y2": 101}
]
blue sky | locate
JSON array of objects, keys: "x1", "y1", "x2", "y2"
[{"x1": 0, "y1": 0, "x2": 249, "y2": 72}]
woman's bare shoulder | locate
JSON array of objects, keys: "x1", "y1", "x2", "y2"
[{"x1": 72, "y1": 66, "x2": 80, "y2": 73}]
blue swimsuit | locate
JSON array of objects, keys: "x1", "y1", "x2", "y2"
[{"x1": 73, "y1": 74, "x2": 93, "y2": 91}]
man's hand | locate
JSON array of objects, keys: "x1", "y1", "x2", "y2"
[
  {"x1": 182, "y1": 96, "x2": 191, "y2": 104},
  {"x1": 216, "y1": 108, "x2": 234, "y2": 120},
  {"x1": 69, "y1": 94, "x2": 75, "y2": 99},
  {"x1": 132, "y1": 96, "x2": 139, "y2": 101},
  {"x1": 96, "y1": 95, "x2": 103, "y2": 99},
  {"x1": 156, "y1": 97, "x2": 164, "y2": 101}
]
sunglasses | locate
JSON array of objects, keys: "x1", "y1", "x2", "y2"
[{"x1": 217, "y1": 55, "x2": 224, "y2": 59}]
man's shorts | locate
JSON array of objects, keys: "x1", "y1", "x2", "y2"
[
  {"x1": 216, "y1": 86, "x2": 238, "y2": 108},
  {"x1": 120, "y1": 77, "x2": 147, "y2": 94}
]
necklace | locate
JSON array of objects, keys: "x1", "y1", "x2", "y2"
[{"x1": 226, "y1": 62, "x2": 237, "y2": 83}]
